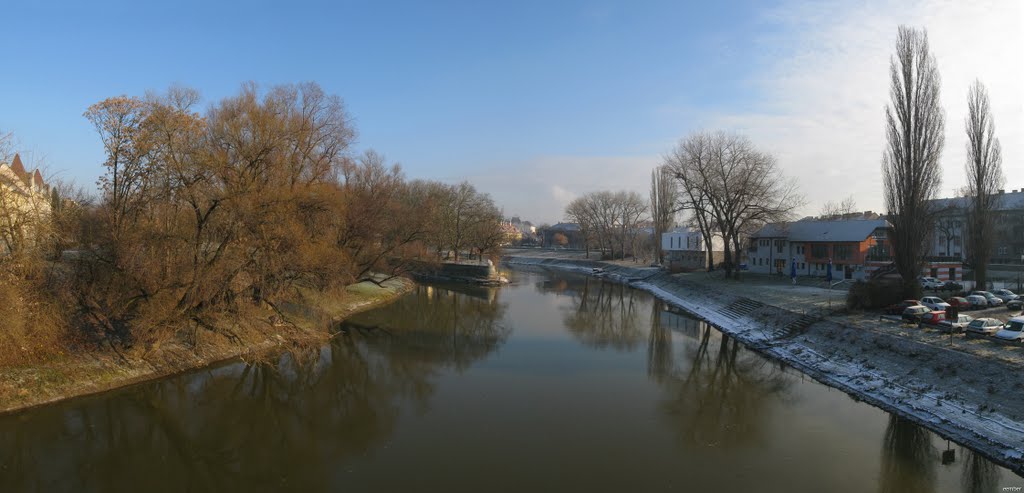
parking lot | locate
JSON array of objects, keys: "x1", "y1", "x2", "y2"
[{"x1": 675, "y1": 269, "x2": 1024, "y2": 366}]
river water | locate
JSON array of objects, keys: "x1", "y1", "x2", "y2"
[{"x1": 1, "y1": 269, "x2": 1020, "y2": 492}]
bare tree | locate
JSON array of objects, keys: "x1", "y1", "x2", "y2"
[
  {"x1": 666, "y1": 131, "x2": 801, "y2": 279},
  {"x1": 882, "y1": 26, "x2": 945, "y2": 296},
  {"x1": 819, "y1": 195, "x2": 857, "y2": 219},
  {"x1": 964, "y1": 80, "x2": 1003, "y2": 289},
  {"x1": 650, "y1": 165, "x2": 677, "y2": 264}
]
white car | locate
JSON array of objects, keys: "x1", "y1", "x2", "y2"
[
  {"x1": 965, "y1": 317, "x2": 1004, "y2": 336},
  {"x1": 966, "y1": 295, "x2": 989, "y2": 310},
  {"x1": 919, "y1": 276, "x2": 942, "y2": 289},
  {"x1": 920, "y1": 296, "x2": 951, "y2": 311},
  {"x1": 994, "y1": 317, "x2": 1024, "y2": 342},
  {"x1": 992, "y1": 289, "x2": 1020, "y2": 303},
  {"x1": 970, "y1": 291, "x2": 1004, "y2": 306},
  {"x1": 937, "y1": 314, "x2": 973, "y2": 332}
]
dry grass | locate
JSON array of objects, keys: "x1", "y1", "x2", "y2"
[
  {"x1": 0, "y1": 275, "x2": 67, "y2": 368},
  {"x1": 0, "y1": 275, "x2": 414, "y2": 414}
]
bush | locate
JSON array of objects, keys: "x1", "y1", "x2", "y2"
[
  {"x1": 0, "y1": 273, "x2": 67, "y2": 367},
  {"x1": 847, "y1": 279, "x2": 906, "y2": 310}
]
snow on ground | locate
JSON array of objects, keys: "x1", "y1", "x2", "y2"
[{"x1": 503, "y1": 254, "x2": 1024, "y2": 476}]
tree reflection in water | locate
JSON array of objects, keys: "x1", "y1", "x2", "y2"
[
  {"x1": 0, "y1": 283, "x2": 509, "y2": 492},
  {"x1": 878, "y1": 415, "x2": 936, "y2": 493},
  {"x1": 559, "y1": 277, "x2": 646, "y2": 351},
  {"x1": 961, "y1": 446, "x2": 1001, "y2": 493},
  {"x1": 653, "y1": 304, "x2": 794, "y2": 449}
]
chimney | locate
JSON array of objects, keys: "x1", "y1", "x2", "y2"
[{"x1": 998, "y1": 189, "x2": 1005, "y2": 194}]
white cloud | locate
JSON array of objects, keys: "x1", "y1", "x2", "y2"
[{"x1": 707, "y1": 0, "x2": 1024, "y2": 215}]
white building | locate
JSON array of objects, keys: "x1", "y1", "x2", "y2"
[
  {"x1": 0, "y1": 154, "x2": 52, "y2": 255},
  {"x1": 661, "y1": 227, "x2": 724, "y2": 270}
]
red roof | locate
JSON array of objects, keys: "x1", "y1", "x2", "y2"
[
  {"x1": 9, "y1": 154, "x2": 30, "y2": 185},
  {"x1": 6, "y1": 154, "x2": 44, "y2": 188}
]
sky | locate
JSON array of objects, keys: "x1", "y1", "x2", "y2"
[{"x1": 2, "y1": 0, "x2": 1022, "y2": 225}]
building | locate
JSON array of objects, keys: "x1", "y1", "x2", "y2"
[
  {"x1": 0, "y1": 153, "x2": 52, "y2": 254},
  {"x1": 927, "y1": 189, "x2": 1024, "y2": 265},
  {"x1": 541, "y1": 222, "x2": 585, "y2": 249},
  {"x1": 747, "y1": 219, "x2": 892, "y2": 281},
  {"x1": 661, "y1": 227, "x2": 724, "y2": 270}
]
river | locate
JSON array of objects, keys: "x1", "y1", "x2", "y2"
[{"x1": 0, "y1": 269, "x2": 1020, "y2": 492}]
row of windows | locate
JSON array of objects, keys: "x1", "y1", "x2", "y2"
[{"x1": 750, "y1": 258, "x2": 843, "y2": 271}]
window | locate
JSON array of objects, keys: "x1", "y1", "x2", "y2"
[
  {"x1": 776, "y1": 240, "x2": 784, "y2": 253},
  {"x1": 812, "y1": 244, "x2": 829, "y2": 258},
  {"x1": 834, "y1": 244, "x2": 853, "y2": 260},
  {"x1": 998, "y1": 246, "x2": 1008, "y2": 255}
]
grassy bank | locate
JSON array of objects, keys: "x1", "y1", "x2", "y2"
[{"x1": 0, "y1": 277, "x2": 414, "y2": 415}]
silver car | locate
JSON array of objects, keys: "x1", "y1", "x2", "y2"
[
  {"x1": 994, "y1": 317, "x2": 1024, "y2": 342},
  {"x1": 970, "y1": 291, "x2": 1004, "y2": 306},
  {"x1": 965, "y1": 317, "x2": 1004, "y2": 336},
  {"x1": 992, "y1": 289, "x2": 1020, "y2": 303},
  {"x1": 937, "y1": 314, "x2": 973, "y2": 332}
]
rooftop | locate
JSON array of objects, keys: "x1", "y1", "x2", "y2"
[{"x1": 753, "y1": 219, "x2": 891, "y2": 242}]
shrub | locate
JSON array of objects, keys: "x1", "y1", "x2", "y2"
[{"x1": 847, "y1": 279, "x2": 905, "y2": 310}]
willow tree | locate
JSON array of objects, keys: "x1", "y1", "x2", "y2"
[
  {"x1": 964, "y1": 80, "x2": 1003, "y2": 289},
  {"x1": 882, "y1": 26, "x2": 945, "y2": 296}
]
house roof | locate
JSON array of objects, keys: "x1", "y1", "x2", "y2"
[
  {"x1": 752, "y1": 219, "x2": 890, "y2": 242},
  {"x1": 929, "y1": 190, "x2": 1024, "y2": 212},
  {"x1": 549, "y1": 222, "x2": 580, "y2": 232}
]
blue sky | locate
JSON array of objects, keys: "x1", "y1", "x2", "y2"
[{"x1": 3, "y1": 0, "x2": 1021, "y2": 224}]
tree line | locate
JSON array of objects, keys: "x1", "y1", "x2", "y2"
[
  {"x1": 563, "y1": 132, "x2": 803, "y2": 278},
  {"x1": 881, "y1": 25, "x2": 1004, "y2": 295},
  {"x1": 0, "y1": 82, "x2": 505, "y2": 364}
]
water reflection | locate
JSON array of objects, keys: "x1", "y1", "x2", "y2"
[
  {"x1": 961, "y1": 446, "x2": 1001, "y2": 493},
  {"x1": 0, "y1": 284, "x2": 509, "y2": 492},
  {"x1": 555, "y1": 277, "x2": 646, "y2": 351},
  {"x1": 656, "y1": 320, "x2": 794, "y2": 448},
  {"x1": 878, "y1": 415, "x2": 937, "y2": 493},
  {"x1": 0, "y1": 272, "x2": 1019, "y2": 492}
]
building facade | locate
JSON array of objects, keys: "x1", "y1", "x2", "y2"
[
  {"x1": 927, "y1": 189, "x2": 1024, "y2": 265},
  {"x1": 747, "y1": 219, "x2": 892, "y2": 281},
  {"x1": 661, "y1": 227, "x2": 724, "y2": 271},
  {"x1": 0, "y1": 154, "x2": 52, "y2": 254}
]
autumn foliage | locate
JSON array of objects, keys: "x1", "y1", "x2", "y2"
[{"x1": 1, "y1": 82, "x2": 505, "y2": 363}]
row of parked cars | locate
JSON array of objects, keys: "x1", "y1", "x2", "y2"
[{"x1": 890, "y1": 289, "x2": 1024, "y2": 342}]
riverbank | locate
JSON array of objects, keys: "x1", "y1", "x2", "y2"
[
  {"x1": 0, "y1": 277, "x2": 415, "y2": 416},
  {"x1": 503, "y1": 254, "x2": 1024, "y2": 476}
]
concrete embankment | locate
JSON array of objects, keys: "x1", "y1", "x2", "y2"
[
  {"x1": 407, "y1": 260, "x2": 504, "y2": 285},
  {"x1": 503, "y1": 255, "x2": 1024, "y2": 476}
]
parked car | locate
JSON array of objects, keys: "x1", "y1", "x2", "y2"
[
  {"x1": 965, "y1": 317, "x2": 1005, "y2": 336},
  {"x1": 992, "y1": 289, "x2": 1020, "y2": 302},
  {"x1": 920, "y1": 296, "x2": 951, "y2": 312},
  {"x1": 1007, "y1": 298, "x2": 1024, "y2": 311},
  {"x1": 965, "y1": 295, "x2": 989, "y2": 310},
  {"x1": 946, "y1": 297, "x2": 971, "y2": 310},
  {"x1": 940, "y1": 281, "x2": 963, "y2": 291},
  {"x1": 938, "y1": 314, "x2": 974, "y2": 332},
  {"x1": 902, "y1": 305, "x2": 932, "y2": 324},
  {"x1": 916, "y1": 310, "x2": 946, "y2": 327},
  {"x1": 885, "y1": 299, "x2": 921, "y2": 315},
  {"x1": 970, "y1": 291, "x2": 1004, "y2": 307},
  {"x1": 919, "y1": 276, "x2": 942, "y2": 290},
  {"x1": 994, "y1": 317, "x2": 1024, "y2": 343}
]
